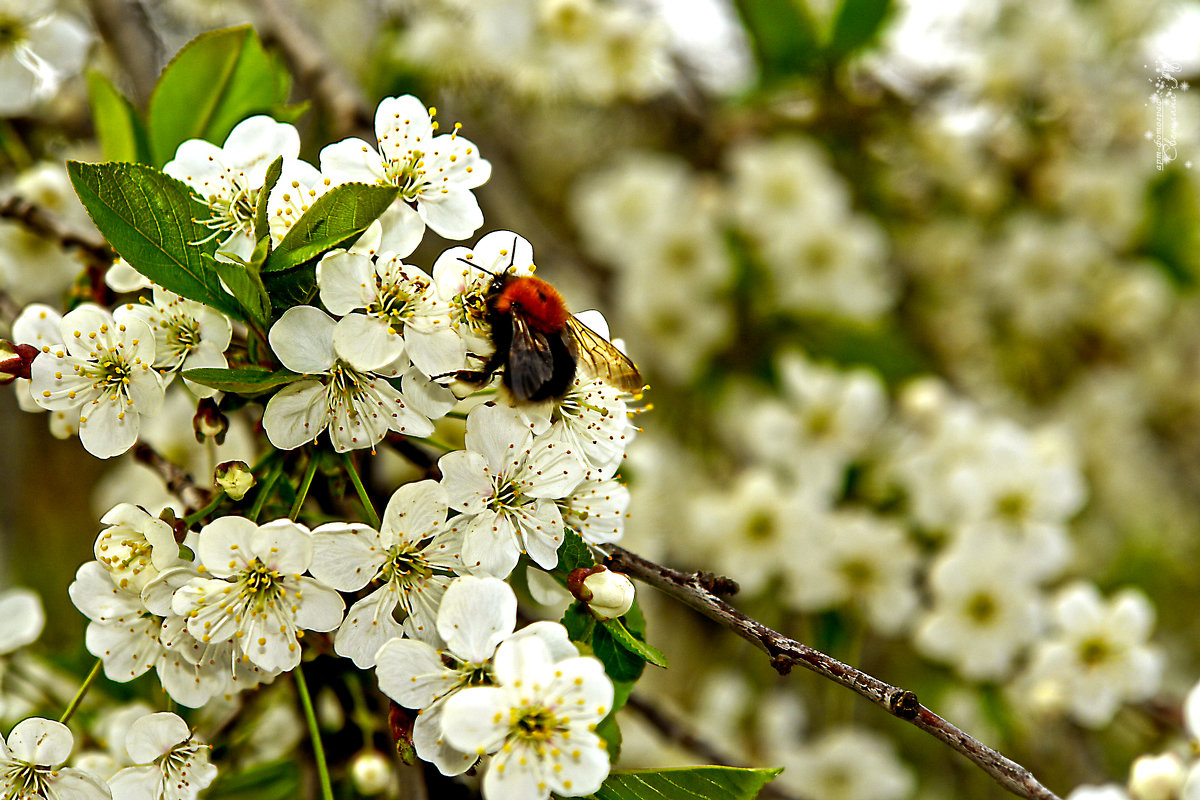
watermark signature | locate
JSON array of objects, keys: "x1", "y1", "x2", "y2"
[{"x1": 1146, "y1": 58, "x2": 1189, "y2": 170}]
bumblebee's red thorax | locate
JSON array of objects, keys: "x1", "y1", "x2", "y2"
[{"x1": 492, "y1": 275, "x2": 571, "y2": 334}]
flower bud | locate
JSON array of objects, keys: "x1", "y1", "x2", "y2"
[
  {"x1": 568, "y1": 566, "x2": 635, "y2": 619},
  {"x1": 350, "y1": 749, "x2": 393, "y2": 796},
  {"x1": 0, "y1": 341, "x2": 38, "y2": 384},
  {"x1": 193, "y1": 397, "x2": 228, "y2": 444},
  {"x1": 388, "y1": 703, "x2": 417, "y2": 766},
  {"x1": 214, "y1": 461, "x2": 255, "y2": 501},
  {"x1": 1128, "y1": 752, "x2": 1185, "y2": 800}
]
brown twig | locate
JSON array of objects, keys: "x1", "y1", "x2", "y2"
[
  {"x1": 253, "y1": 0, "x2": 373, "y2": 141},
  {"x1": 601, "y1": 544, "x2": 1064, "y2": 800},
  {"x1": 132, "y1": 443, "x2": 210, "y2": 513},
  {"x1": 623, "y1": 692, "x2": 813, "y2": 800},
  {"x1": 0, "y1": 195, "x2": 112, "y2": 270},
  {"x1": 0, "y1": 288, "x2": 20, "y2": 328},
  {"x1": 80, "y1": 0, "x2": 163, "y2": 107}
]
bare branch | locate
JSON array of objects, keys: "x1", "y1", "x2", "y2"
[
  {"x1": 601, "y1": 544, "x2": 1064, "y2": 800},
  {"x1": 253, "y1": 0, "x2": 373, "y2": 141},
  {"x1": 131, "y1": 443, "x2": 210, "y2": 513},
  {"x1": 80, "y1": 0, "x2": 163, "y2": 106},
  {"x1": 0, "y1": 194, "x2": 112, "y2": 270}
]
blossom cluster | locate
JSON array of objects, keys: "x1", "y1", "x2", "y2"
[{"x1": 0, "y1": 87, "x2": 645, "y2": 800}]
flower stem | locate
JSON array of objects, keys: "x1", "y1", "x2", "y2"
[
  {"x1": 184, "y1": 491, "x2": 226, "y2": 527},
  {"x1": 248, "y1": 459, "x2": 285, "y2": 522},
  {"x1": 59, "y1": 659, "x2": 103, "y2": 725},
  {"x1": 294, "y1": 663, "x2": 335, "y2": 800},
  {"x1": 341, "y1": 453, "x2": 381, "y2": 529},
  {"x1": 416, "y1": 435, "x2": 457, "y2": 452},
  {"x1": 290, "y1": 452, "x2": 321, "y2": 520}
]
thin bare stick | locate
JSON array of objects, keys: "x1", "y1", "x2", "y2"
[
  {"x1": 80, "y1": 0, "x2": 163, "y2": 106},
  {"x1": 601, "y1": 544, "x2": 1063, "y2": 800},
  {"x1": 0, "y1": 195, "x2": 112, "y2": 269},
  {"x1": 253, "y1": 0, "x2": 373, "y2": 140},
  {"x1": 132, "y1": 443, "x2": 210, "y2": 513}
]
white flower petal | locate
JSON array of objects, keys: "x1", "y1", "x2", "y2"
[
  {"x1": 310, "y1": 523, "x2": 385, "y2": 591},
  {"x1": 375, "y1": 638, "x2": 457, "y2": 708},
  {"x1": 334, "y1": 313, "x2": 405, "y2": 373},
  {"x1": 269, "y1": 306, "x2": 337, "y2": 373},
  {"x1": 317, "y1": 250, "x2": 377, "y2": 316},
  {"x1": 335, "y1": 588, "x2": 404, "y2": 669},
  {"x1": 124, "y1": 712, "x2": 189, "y2": 763},
  {"x1": 262, "y1": 381, "x2": 328, "y2": 450},
  {"x1": 7, "y1": 717, "x2": 73, "y2": 765},
  {"x1": 437, "y1": 577, "x2": 516, "y2": 663}
]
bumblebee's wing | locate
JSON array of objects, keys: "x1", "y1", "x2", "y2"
[
  {"x1": 567, "y1": 316, "x2": 643, "y2": 394},
  {"x1": 507, "y1": 313, "x2": 556, "y2": 401}
]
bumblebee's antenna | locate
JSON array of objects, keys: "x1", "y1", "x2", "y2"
[
  {"x1": 457, "y1": 236, "x2": 522, "y2": 277},
  {"x1": 457, "y1": 255, "x2": 495, "y2": 276}
]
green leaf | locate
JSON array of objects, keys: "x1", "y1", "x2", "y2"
[
  {"x1": 593, "y1": 622, "x2": 644, "y2": 683},
  {"x1": 147, "y1": 26, "x2": 291, "y2": 166},
  {"x1": 562, "y1": 600, "x2": 595, "y2": 643},
  {"x1": 254, "y1": 156, "x2": 284, "y2": 243},
  {"x1": 206, "y1": 759, "x2": 300, "y2": 800},
  {"x1": 827, "y1": 0, "x2": 894, "y2": 59},
  {"x1": 66, "y1": 161, "x2": 241, "y2": 318},
  {"x1": 261, "y1": 262, "x2": 318, "y2": 312},
  {"x1": 594, "y1": 767, "x2": 784, "y2": 800},
  {"x1": 209, "y1": 255, "x2": 271, "y2": 328},
  {"x1": 86, "y1": 72, "x2": 150, "y2": 163},
  {"x1": 183, "y1": 365, "x2": 306, "y2": 396},
  {"x1": 600, "y1": 617, "x2": 668, "y2": 669},
  {"x1": 595, "y1": 678, "x2": 633, "y2": 764},
  {"x1": 262, "y1": 183, "x2": 399, "y2": 272},
  {"x1": 733, "y1": 0, "x2": 820, "y2": 83},
  {"x1": 557, "y1": 528, "x2": 595, "y2": 573}
]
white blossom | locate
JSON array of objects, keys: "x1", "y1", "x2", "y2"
[
  {"x1": 375, "y1": 576, "x2": 577, "y2": 777},
  {"x1": 316, "y1": 250, "x2": 464, "y2": 378},
  {"x1": 164, "y1": 116, "x2": 301, "y2": 262},
  {"x1": 914, "y1": 535, "x2": 1042, "y2": 681},
  {"x1": 310, "y1": 480, "x2": 464, "y2": 667},
  {"x1": 320, "y1": 95, "x2": 491, "y2": 242},
  {"x1": 0, "y1": 717, "x2": 110, "y2": 800},
  {"x1": 0, "y1": 1, "x2": 91, "y2": 116},
  {"x1": 107, "y1": 712, "x2": 216, "y2": 800},
  {"x1": 171, "y1": 517, "x2": 344, "y2": 673},
  {"x1": 114, "y1": 289, "x2": 233, "y2": 398},
  {"x1": 29, "y1": 305, "x2": 164, "y2": 459},
  {"x1": 440, "y1": 634, "x2": 613, "y2": 800},
  {"x1": 439, "y1": 404, "x2": 586, "y2": 578},
  {"x1": 1019, "y1": 582, "x2": 1162, "y2": 728},
  {"x1": 262, "y1": 305, "x2": 438, "y2": 452}
]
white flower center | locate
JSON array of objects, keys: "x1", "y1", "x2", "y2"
[
  {"x1": 1, "y1": 760, "x2": 54, "y2": 800},
  {"x1": 380, "y1": 545, "x2": 433, "y2": 587},
  {"x1": 383, "y1": 150, "x2": 427, "y2": 201},
  {"x1": 76, "y1": 335, "x2": 143, "y2": 403},
  {"x1": 325, "y1": 361, "x2": 376, "y2": 416},
  {"x1": 369, "y1": 275, "x2": 428, "y2": 328},
  {"x1": 509, "y1": 704, "x2": 565, "y2": 745},
  {"x1": 488, "y1": 474, "x2": 527, "y2": 514},
  {"x1": 158, "y1": 739, "x2": 207, "y2": 787},
  {"x1": 156, "y1": 314, "x2": 202, "y2": 367},
  {"x1": 194, "y1": 178, "x2": 259, "y2": 241},
  {"x1": 234, "y1": 558, "x2": 288, "y2": 614}
]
